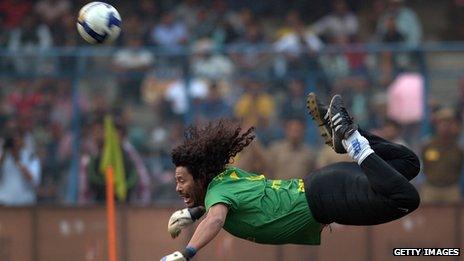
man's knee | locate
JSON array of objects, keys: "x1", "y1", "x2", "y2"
[
  {"x1": 401, "y1": 186, "x2": 421, "y2": 212},
  {"x1": 400, "y1": 145, "x2": 421, "y2": 179}
]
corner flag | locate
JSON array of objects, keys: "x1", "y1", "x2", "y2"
[{"x1": 100, "y1": 115, "x2": 127, "y2": 201}]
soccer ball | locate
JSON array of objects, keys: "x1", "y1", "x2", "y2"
[{"x1": 77, "y1": 2, "x2": 121, "y2": 44}]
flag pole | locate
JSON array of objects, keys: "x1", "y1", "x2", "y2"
[{"x1": 105, "y1": 167, "x2": 117, "y2": 261}]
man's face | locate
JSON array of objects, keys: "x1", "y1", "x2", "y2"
[{"x1": 175, "y1": 166, "x2": 204, "y2": 207}]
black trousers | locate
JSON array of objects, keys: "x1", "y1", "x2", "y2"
[{"x1": 304, "y1": 130, "x2": 421, "y2": 225}]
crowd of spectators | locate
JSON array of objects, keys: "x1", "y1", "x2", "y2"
[{"x1": 1, "y1": 0, "x2": 464, "y2": 205}]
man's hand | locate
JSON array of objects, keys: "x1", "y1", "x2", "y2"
[
  {"x1": 168, "y1": 206, "x2": 205, "y2": 238},
  {"x1": 160, "y1": 251, "x2": 187, "y2": 261}
]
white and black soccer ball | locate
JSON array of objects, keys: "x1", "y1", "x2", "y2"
[{"x1": 77, "y1": 2, "x2": 121, "y2": 44}]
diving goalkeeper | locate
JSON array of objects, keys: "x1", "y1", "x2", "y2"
[{"x1": 161, "y1": 94, "x2": 420, "y2": 261}]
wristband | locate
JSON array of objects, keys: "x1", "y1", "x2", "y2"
[
  {"x1": 188, "y1": 206, "x2": 205, "y2": 221},
  {"x1": 184, "y1": 246, "x2": 197, "y2": 258}
]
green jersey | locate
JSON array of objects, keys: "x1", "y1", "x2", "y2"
[{"x1": 204, "y1": 167, "x2": 321, "y2": 245}]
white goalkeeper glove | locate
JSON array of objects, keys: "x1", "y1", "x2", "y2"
[
  {"x1": 161, "y1": 247, "x2": 197, "y2": 261},
  {"x1": 160, "y1": 251, "x2": 187, "y2": 261},
  {"x1": 168, "y1": 206, "x2": 205, "y2": 238}
]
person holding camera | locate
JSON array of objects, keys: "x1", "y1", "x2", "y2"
[{"x1": 0, "y1": 131, "x2": 41, "y2": 206}]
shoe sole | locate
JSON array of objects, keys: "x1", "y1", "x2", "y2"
[{"x1": 306, "y1": 92, "x2": 332, "y2": 146}]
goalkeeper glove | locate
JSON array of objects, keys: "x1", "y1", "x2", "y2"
[
  {"x1": 160, "y1": 251, "x2": 187, "y2": 261},
  {"x1": 168, "y1": 206, "x2": 205, "y2": 238},
  {"x1": 160, "y1": 247, "x2": 197, "y2": 261}
]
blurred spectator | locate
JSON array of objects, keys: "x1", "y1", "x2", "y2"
[
  {"x1": 234, "y1": 77, "x2": 275, "y2": 128},
  {"x1": 113, "y1": 35, "x2": 154, "y2": 104},
  {"x1": 53, "y1": 13, "x2": 79, "y2": 71},
  {"x1": 79, "y1": 119, "x2": 151, "y2": 204},
  {"x1": 191, "y1": 40, "x2": 235, "y2": 80},
  {"x1": 312, "y1": 0, "x2": 359, "y2": 43},
  {"x1": 275, "y1": 10, "x2": 322, "y2": 51},
  {"x1": 254, "y1": 117, "x2": 283, "y2": 147},
  {"x1": 377, "y1": 14, "x2": 407, "y2": 84},
  {"x1": 379, "y1": 12, "x2": 410, "y2": 82},
  {"x1": 120, "y1": 15, "x2": 147, "y2": 45},
  {"x1": 234, "y1": 77, "x2": 280, "y2": 146},
  {"x1": 316, "y1": 146, "x2": 351, "y2": 169},
  {"x1": 148, "y1": 120, "x2": 185, "y2": 202},
  {"x1": 140, "y1": 73, "x2": 173, "y2": 112},
  {"x1": 230, "y1": 22, "x2": 269, "y2": 76},
  {"x1": 190, "y1": 8, "x2": 217, "y2": 42},
  {"x1": 0, "y1": 0, "x2": 32, "y2": 29},
  {"x1": 267, "y1": 117, "x2": 314, "y2": 179},
  {"x1": 318, "y1": 37, "x2": 351, "y2": 82},
  {"x1": 0, "y1": 93, "x2": 11, "y2": 131},
  {"x1": 360, "y1": 0, "x2": 386, "y2": 39},
  {"x1": 387, "y1": 72, "x2": 424, "y2": 150},
  {"x1": 371, "y1": 118, "x2": 406, "y2": 145},
  {"x1": 320, "y1": 35, "x2": 369, "y2": 94},
  {"x1": 334, "y1": 75, "x2": 371, "y2": 128},
  {"x1": 194, "y1": 81, "x2": 231, "y2": 121},
  {"x1": 203, "y1": 4, "x2": 242, "y2": 47},
  {"x1": 150, "y1": 12, "x2": 188, "y2": 49},
  {"x1": 226, "y1": 7, "x2": 253, "y2": 38},
  {"x1": 8, "y1": 15, "x2": 53, "y2": 73},
  {"x1": 34, "y1": 0, "x2": 71, "y2": 26},
  {"x1": 164, "y1": 77, "x2": 209, "y2": 119},
  {"x1": 0, "y1": 14, "x2": 8, "y2": 50},
  {"x1": 381, "y1": 15, "x2": 405, "y2": 43},
  {"x1": 16, "y1": 114, "x2": 38, "y2": 154},
  {"x1": 0, "y1": 130, "x2": 41, "y2": 206},
  {"x1": 233, "y1": 137, "x2": 269, "y2": 175},
  {"x1": 232, "y1": 119, "x2": 269, "y2": 175},
  {"x1": 376, "y1": 0, "x2": 422, "y2": 46},
  {"x1": 121, "y1": 127, "x2": 151, "y2": 205},
  {"x1": 49, "y1": 80, "x2": 73, "y2": 127},
  {"x1": 280, "y1": 78, "x2": 308, "y2": 119},
  {"x1": 6, "y1": 79, "x2": 44, "y2": 116},
  {"x1": 37, "y1": 122, "x2": 65, "y2": 203},
  {"x1": 421, "y1": 108, "x2": 463, "y2": 203},
  {"x1": 134, "y1": 0, "x2": 159, "y2": 27},
  {"x1": 274, "y1": 10, "x2": 323, "y2": 78},
  {"x1": 442, "y1": 0, "x2": 464, "y2": 41},
  {"x1": 174, "y1": 0, "x2": 201, "y2": 30},
  {"x1": 211, "y1": 17, "x2": 241, "y2": 46}
]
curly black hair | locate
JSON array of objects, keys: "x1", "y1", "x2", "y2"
[{"x1": 171, "y1": 118, "x2": 255, "y2": 185}]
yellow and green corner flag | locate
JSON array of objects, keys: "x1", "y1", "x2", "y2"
[{"x1": 99, "y1": 116, "x2": 127, "y2": 202}]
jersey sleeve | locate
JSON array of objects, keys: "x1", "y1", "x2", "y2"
[{"x1": 204, "y1": 182, "x2": 239, "y2": 211}]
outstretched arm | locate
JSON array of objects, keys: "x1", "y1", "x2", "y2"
[
  {"x1": 187, "y1": 203, "x2": 228, "y2": 251},
  {"x1": 161, "y1": 204, "x2": 228, "y2": 261}
]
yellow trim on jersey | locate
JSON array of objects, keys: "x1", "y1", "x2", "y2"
[
  {"x1": 298, "y1": 179, "x2": 305, "y2": 192},
  {"x1": 246, "y1": 175, "x2": 265, "y2": 181},
  {"x1": 271, "y1": 180, "x2": 282, "y2": 190},
  {"x1": 230, "y1": 171, "x2": 239, "y2": 180}
]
